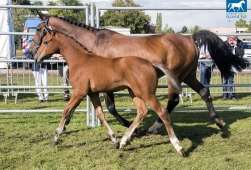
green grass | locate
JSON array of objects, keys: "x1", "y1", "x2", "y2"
[
  {"x1": 1, "y1": 92, "x2": 251, "y2": 169},
  {"x1": 1, "y1": 60, "x2": 251, "y2": 169}
]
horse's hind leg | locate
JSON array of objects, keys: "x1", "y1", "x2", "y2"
[
  {"x1": 120, "y1": 90, "x2": 148, "y2": 148},
  {"x1": 183, "y1": 74, "x2": 224, "y2": 129},
  {"x1": 53, "y1": 91, "x2": 84, "y2": 145},
  {"x1": 103, "y1": 92, "x2": 131, "y2": 127},
  {"x1": 89, "y1": 93, "x2": 119, "y2": 148}
]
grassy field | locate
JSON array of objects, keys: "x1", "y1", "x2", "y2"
[
  {"x1": 1, "y1": 52, "x2": 251, "y2": 169},
  {"x1": 1, "y1": 92, "x2": 251, "y2": 170}
]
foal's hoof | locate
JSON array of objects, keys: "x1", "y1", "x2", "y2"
[
  {"x1": 119, "y1": 143, "x2": 126, "y2": 149},
  {"x1": 114, "y1": 142, "x2": 119, "y2": 149},
  {"x1": 215, "y1": 118, "x2": 224, "y2": 129},
  {"x1": 178, "y1": 148, "x2": 184, "y2": 157}
]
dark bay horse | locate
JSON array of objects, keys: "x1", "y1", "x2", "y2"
[
  {"x1": 29, "y1": 11, "x2": 247, "y2": 133},
  {"x1": 35, "y1": 27, "x2": 184, "y2": 154}
]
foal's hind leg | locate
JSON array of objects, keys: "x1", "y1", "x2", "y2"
[
  {"x1": 183, "y1": 74, "x2": 224, "y2": 129},
  {"x1": 147, "y1": 96, "x2": 183, "y2": 155},
  {"x1": 53, "y1": 91, "x2": 84, "y2": 145},
  {"x1": 89, "y1": 93, "x2": 119, "y2": 148},
  {"x1": 103, "y1": 92, "x2": 131, "y2": 127},
  {"x1": 120, "y1": 90, "x2": 148, "y2": 148},
  {"x1": 148, "y1": 88, "x2": 179, "y2": 134}
]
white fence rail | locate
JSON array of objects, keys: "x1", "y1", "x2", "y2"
[{"x1": 1, "y1": 4, "x2": 251, "y2": 127}]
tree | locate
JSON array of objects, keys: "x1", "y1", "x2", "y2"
[
  {"x1": 12, "y1": 1, "x2": 33, "y2": 49},
  {"x1": 12, "y1": 0, "x2": 31, "y2": 5},
  {"x1": 246, "y1": 20, "x2": 251, "y2": 33},
  {"x1": 47, "y1": 1, "x2": 57, "y2": 6},
  {"x1": 190, "y1": 25, "x2": 201, "y2": 33},
  {"x1": 162, "y1": 24, "x2": 174, "y2": 33},
  {"x1": 177, "y1": 26, "x2": 188, "y2": 34},
  {"x1": 235, "y1": 19, "x2": 248, "y2": 28},
  {"x1": 33, "y1": 0, "x2": 43, "y2": 6},
  {"x1": 30, "y1": 1, "x2": 44, "y2": 15},
  {"x1": 100, "y1": 0, "x2": 151, "y2": 34},
  {"x1": 47, "y1": 0, "x2": 86, "y2": 23},
  {"x1": 155, "y1": 12, "x2": 162, "y2": 34}
]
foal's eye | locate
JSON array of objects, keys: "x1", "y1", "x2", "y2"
[
  {"x1": 37, "y1": 28, "x2": 42, "y2": 31},
  {"x1": 43, "y1": 41, "x2": 49, "y2": 45}
]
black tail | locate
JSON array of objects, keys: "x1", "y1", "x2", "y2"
[{"x1": 192, "y1": 30, "x2": 248, "y2": 79}]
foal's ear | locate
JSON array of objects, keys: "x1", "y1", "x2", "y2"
[{"x1": 37, "y1": 10, "x2": 47, "y2": 21}]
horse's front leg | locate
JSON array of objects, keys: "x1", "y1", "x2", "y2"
[
  {"x1": 53, "y1": 91, "x2": 83, "y2": 145},
  {"x1": 103, "y1": 92, "x2": 131, "y2": 127},
  {"x1": 89, "y1": 93, "x2": 119, "y2": 148}
]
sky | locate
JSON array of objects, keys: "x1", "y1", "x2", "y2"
[{"x1": 33, "y1": 0, "x2": 251, "y2": 32}]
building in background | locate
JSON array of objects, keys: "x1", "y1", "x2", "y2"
[{"x1": 210, "y1": 27, "x2": 250, "y2": 41}]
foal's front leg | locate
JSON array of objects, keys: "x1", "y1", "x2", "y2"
[
  {"x1": 120, "y1": 95, "x2": 148, "y2": 148},
  {"x1": 89, "y1": 93, "x2": 119, "y2": 148},
  {"x1": 53, "y1": 91, "x2": 83, "y2": 145}
]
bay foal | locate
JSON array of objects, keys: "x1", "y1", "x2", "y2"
[{"x1": 34, "y1": 27, "x2": 184, "y2": 155}]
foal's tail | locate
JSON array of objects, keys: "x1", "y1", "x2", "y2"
[
  {"x1": 192, "y1": 30, "x2": 248, "y2": 79},
  {"x1": 153, "y1": 63, "x2": 182, "y2": 94}
]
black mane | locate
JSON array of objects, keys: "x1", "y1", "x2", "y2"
[{"x1": 54, "y1": 15, "x2": 108, "y2": 32}]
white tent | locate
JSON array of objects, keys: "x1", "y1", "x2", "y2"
[{"x1": 0, "y1": 0, "x2": 15, "y2": 68}]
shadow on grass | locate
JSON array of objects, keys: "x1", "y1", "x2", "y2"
[{"x1": 102, "y1": 109, "x2": 251, "y2": 156}]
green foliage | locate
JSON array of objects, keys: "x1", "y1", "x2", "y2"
[
  {"x1": 155, "y1": 12, "x2": 162, "y2": 34},
  {"x1": 177, "y1": 26, "x2": 189, "y2": 34},
  {"x1": 33, "y1": 0, "x2": 43, "y2": 6},
  {"x1": 12, "y1": 0, "x2": 31, "y2": 5},
  {"x1": 190, "y1": 25, "x2": 202, "y2": 33},
  {"x1": 162, "y1": 24, "x2": 175, "y2": 33},
  {"x1": 235, "y1": 18, "x2": 248, "y2": 28},
  {"x1": 247, "y1": 20, "x2": 251, "y2": 33},
  {"x1": 47, "y1": 0, "x2": 86, "y2": 23},
  {"x1": 100, "y1": 0, "x2": 151, "y2": 34},
  {"x1": 12, "y1": 2, "x2": 32, "y2": 50}
]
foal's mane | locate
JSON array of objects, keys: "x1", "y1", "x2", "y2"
[{"x1": 51, "y1": 29, "x2": 93, "y2": 54}]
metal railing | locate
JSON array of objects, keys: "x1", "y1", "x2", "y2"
[{"x1": 1, "y1": 4, "x2": 251, "y2": 127}]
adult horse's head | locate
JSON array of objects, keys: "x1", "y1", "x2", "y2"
[
  {"x1": 27, "y1": 10, "x2": 48, "y2": 58},
  {"x1": 34, "y1": 27, "x2": 59, "y2": 64}
]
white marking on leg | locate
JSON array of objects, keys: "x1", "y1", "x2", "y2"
[
  {"x1": 170, "y1": 136, "x2": 182, "y2": 152},
  {"x1": 120, "y1": 121, "x2": 141, "y2": 148},
  {"x1": 148, "y1": 121, "x2": 163, "y2": 134},
  {"x1": 96, "y1": 106, "x2": 118, "y2": 145}
]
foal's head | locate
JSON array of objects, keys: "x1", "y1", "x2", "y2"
[
  {"x1": 28, "y1": 11, "x2": 49, "y2": 57},
  {"x1": 34, "y1": 28, "x2": 59, "y2": 64}
]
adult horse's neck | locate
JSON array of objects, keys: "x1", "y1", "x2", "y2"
[{"x1": 47, "y1": 16, "x2": 119, "y2": 53}]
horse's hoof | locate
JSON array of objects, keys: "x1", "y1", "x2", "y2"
[
  {"x1": 215, "y1": 118, "x2": 224, "y2": 129},
  {"x1": 146, "y1": 129, "x2": 158, "y2": 135},
  {"x1": 178, "y1": 148, "x2": 184, "y2": 157},
  {"x1": 53, "y1": 140, "x2": 59, "y2": 145},
  {"x1": 114, "y1": 142, "x2": 119, "y2": 149}
]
